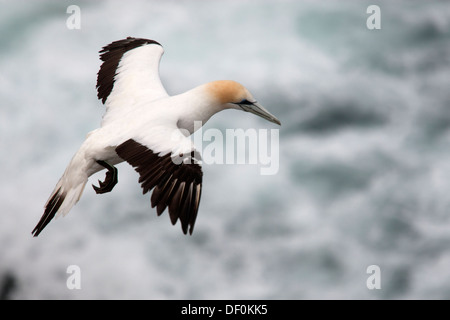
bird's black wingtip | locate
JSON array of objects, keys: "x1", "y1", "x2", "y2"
[{"x1": 31, "y1": 188, "x2": 65, "y2": 237}]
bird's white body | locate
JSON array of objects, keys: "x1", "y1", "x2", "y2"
[
  {"x1": 32, "y1": 37, "x2": 280, "y2": 236},
  {"x1": 51, "y1": 90, "x2": 201, "y2": 218}
]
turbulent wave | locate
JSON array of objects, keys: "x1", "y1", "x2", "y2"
[{"x1": 1, "y1": 0, "x2": 450, "y2": 299}]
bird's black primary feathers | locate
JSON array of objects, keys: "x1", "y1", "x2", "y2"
[
  {"x1": 115, "y1": 139, "x2": 203, "y2": 235},
  {"x1": 96, "y1": 37, "x2": 161, "y2": 104}
]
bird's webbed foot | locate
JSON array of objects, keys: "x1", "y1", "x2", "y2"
[{"x1": 92, "y1": 160, "x2": 118, "y2": 194}]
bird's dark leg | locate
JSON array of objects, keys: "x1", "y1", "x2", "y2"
[{"x1": 92, "y1": 160, "x2": 118, "y2": 194}]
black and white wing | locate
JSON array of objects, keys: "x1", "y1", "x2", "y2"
[
  {"x1": 96, "y1": 37, "x2": 169, "y2": 125},
  {"x1": 115, "y1": 132, "x2": 203, "y2": 235}
]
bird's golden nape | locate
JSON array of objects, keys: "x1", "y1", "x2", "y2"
[
  {"x1": 205, "y1": 80, "x2": 281, "y2": 125},
  {"x1": 32, "y1": 37, "x2": 280, "y2": 237},
  {"x1": 205, "y1": 80, "x2": 249, "y2": 105}
]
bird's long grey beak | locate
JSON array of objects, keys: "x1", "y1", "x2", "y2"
[{"x1": 239, "y1": 101, "x2": 281, "y2": 125}]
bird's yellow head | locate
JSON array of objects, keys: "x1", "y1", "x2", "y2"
[{"x1": 206, "y1": 80, "x2": 281, "y2": 125}]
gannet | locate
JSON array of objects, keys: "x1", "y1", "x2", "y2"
[{"x1": 32, "y1": 37, "x2": 281, "y2": 237}]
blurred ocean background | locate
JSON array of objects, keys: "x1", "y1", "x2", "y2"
[{"x1": 1, "y1": 0, "x2": 450, "y2": 299}]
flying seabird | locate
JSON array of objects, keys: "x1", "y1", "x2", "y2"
[{"x1": 32, "y1": 37, "x2": 281, "y2": 237}]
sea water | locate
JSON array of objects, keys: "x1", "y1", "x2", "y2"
[{"x1": 1, "y1": 0, "x2": 450, "y2": 299}]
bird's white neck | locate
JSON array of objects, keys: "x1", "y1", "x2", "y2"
[{"x1": 175, "y1": 82, "x2": 238, "y2": 134}]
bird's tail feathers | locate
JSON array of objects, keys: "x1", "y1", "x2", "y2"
[{"x1": 32, "y1": 161, "x2": 88, "y2": 237}]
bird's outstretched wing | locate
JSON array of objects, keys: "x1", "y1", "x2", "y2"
[
  {"x1": 115, "y1": 130, "x2": 203, "y2": 235},
  {"x1": 96, "y1": 37, "x2": 169, "y2": 125}
]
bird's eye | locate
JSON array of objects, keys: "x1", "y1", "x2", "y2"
[{"x1": 238, "y1": 99, "x2": 253, "y2": 105}]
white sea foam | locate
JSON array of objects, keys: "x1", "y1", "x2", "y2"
[{"x1": 1, "y1": 0, "x2": 450, "y2": 299}]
